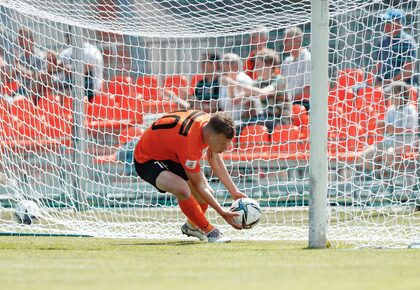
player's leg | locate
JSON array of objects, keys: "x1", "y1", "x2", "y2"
[
  {"x1": 188, "y1": 181, "x2": 209, "y2": 215},
  {"x1": 164, "y1": 161, "x2": 229, "y2": 243},
  {"x1": 154, "y1": 171, "x2": 214, "y2": 234},
  {"x1": 179, "y1": 181, "x2": 209, "y2": 241}
]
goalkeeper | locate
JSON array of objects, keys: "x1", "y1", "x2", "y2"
[{"x1": 134, "y1": 110, "x2": 246, "y2": 243}]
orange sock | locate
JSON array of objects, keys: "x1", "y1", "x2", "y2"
[
  {"x1": 199, "y1": 202, "x2": 209, "y2": 213},
  {"x1": 178, "y1": 196, "x2": 214, "y2": 233},
  {"x1": 187, "y1": 202, "x2": 209, "y2": 228}
]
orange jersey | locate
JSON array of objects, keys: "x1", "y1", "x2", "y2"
[{"x1": 134, "y1": 110, "x2": 210, "y2": 173}]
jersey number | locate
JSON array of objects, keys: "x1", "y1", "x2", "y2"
[{"x1": 151, "y1": 110, "x2": 205, "y2": 136}]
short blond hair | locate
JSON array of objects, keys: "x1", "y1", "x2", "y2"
[
  {"x1": 255, "y1": 48, "x2": 280, "y2": 67},
  {"x1": 284, "y1": 26, "x2": 303, "y2": 38},
  {"x1": 221, "y1": 53, "x2": 241, "y2": 71}
]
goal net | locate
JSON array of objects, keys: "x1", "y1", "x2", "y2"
[{"x1": 0, "y1": 0, "x2": 419, "y2": 247}]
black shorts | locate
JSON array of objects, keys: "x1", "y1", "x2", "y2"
[{"x1": 134, "y1": 159, "x2": 189, "y2": 193}]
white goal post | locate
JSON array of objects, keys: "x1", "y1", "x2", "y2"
[
  {"x1": 0, "y1": 0, "x2": 419, "y2": 248},
  {"x1": 309, "y1": 0, "x2": 329, "y2": 249}
]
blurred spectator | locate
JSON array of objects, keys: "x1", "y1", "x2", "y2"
[
  {"x1": 371, "y1": 8, "x2": 417, "y2": 86},
  {"x1": 281, "y1": 26, "x2": 311, "y2": 111},
  {"x1": 191, "y1": 52, "x2": 221, "y2": 113},
  {"x1": 0, "y1": 30, "x2": 14, "y2": 65},
  {"x1": 244, "y1": 26, "x2": 269, "y2": 80},
  {"x1": 219, "y1": 53, "x2": 273, "y2": 130},
  {"x1": 13, "y1": 28, "x2": 46, "y2": 98},
  {"x1": 362, "y1": 81, "x2": 417, "y2": 174},
  {"x1": 27, "y1": 50, "x2": 73, "y2": 101},
  {"x1": 60, "y1": 42, "x2": 104, "y2": 101},
  {"x1": 253, "y1": 48, "x2": 290, "y2": 130}
]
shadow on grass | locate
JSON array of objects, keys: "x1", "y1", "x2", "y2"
[{"x1": 114, "y1": 240, "x2": 201, "y2": 247}]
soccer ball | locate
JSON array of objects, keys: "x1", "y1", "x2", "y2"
[
  {"x1": 230, "y1": 198, "x2": 262, "y2": 229},
  {"x1": 14, "y1": 200, "x2": 41, "y2": 225}
]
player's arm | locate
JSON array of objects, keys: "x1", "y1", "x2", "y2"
[
  {"x1": 186, "y1": 170, "x2": 242, "y2": 230},
  {"x1": 207, "y1": 149, "x2": 247, "y2": 200}
]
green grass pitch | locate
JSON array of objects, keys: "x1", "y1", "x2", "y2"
[{"x1": 1, "y1": 237, "x2": 420, "y2": 290}]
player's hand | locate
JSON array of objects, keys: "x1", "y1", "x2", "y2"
[
  {"x1": 231, "y1": 190, "x2": 247, "y2": 200},
  {"x1": 221, "y1": 210, "x2": 243, "y2": 230}
]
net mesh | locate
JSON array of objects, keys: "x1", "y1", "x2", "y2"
[{"x1": 0, "y1": 0, "x2": 419, "y2": 247}]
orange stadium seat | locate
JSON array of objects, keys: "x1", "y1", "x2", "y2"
[
  {"x1": 37, "y1": 98, "x2": 73, "y2": 143},
  {"x1": 141, "y1": 100, "x2": 178, "y2": 114},
  {"x1": 291, "y1": 104, "x2": 309, "y2": 140},
  {"x1": 238, "y1": 124, "x2": 270, "y2": 152},
  {"x1": 164, "y1": 75, "x2": 188, "y2": 96},
  {"x1": 357, "y1": 86, "x2": 386, "y2": 119},
  {"x1": 271, "y1": 125, "x2": 299, "y2": 153},
  {"x1": 188, "y1": 74, "x2": 203, "y2": 95},
  {"x1": 117, "y1": 95, "x2": 144, "y2": 124},
  {"x1": 106, "y1": 75, "x2": 135, "y2": 103},
  {"x1": 337, "y1": 68, "x2": 364, "y2": 88},
  {"x1": 291, "y1": 104, "x2": 307, "y2": 127},
  {"x1": 0, "y1": 98, "x2": 65, "y2": 150},
  {"x1": 0, "y1": 81, "x2": 19, "y2": 96},
  {"x1": 328, "y1": 106, "x2": 347, "y2": 131},
  {"x1": 329, "y1": 87, "x2": 354, "y2": 105},
  {"x1": 9, "y1": 97, "x2": 37, "y2": 117},
  {"x1": 85, "y1": 95, "x2": 132, "y2": 133},
  {"x1": 331, "y1": 124, "x2": 367, "y2": 153},
  {"x1": 0, "y1": 99, "x2": 12, "y2": 139},
  {"x1": 189, "y1": 74, "x2": 203, "y2": 88},
  {"x1": 136, "y1": 75, "x2": 159, "y2": 100},
  {"x1": 409, "y1": 86, "x2": 418, "y2": 104},
  {"x1": 119, "y1": 126, "x2": 144, "y2": 146}
]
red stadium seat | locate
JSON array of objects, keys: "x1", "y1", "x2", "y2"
[
  {"x1": 0, "y1": 81, "x2": 19, "y2": 96},
  {"x1": 135, "y1": 75, "x2": 159, "y2": 100},
  {"x1": 329, "y1": 87, "x2": 354, "y2": 105},
  {"x1": 239, "y1": 124, "x2": 270, "y2": 151},
  {"x1": 189, "y1": 74, "x2": 204, "y2": 95},
  {"x1": 164, "y1": 75, "x2": 188, "y2": 96},
  {"x1": 119, "y1": 126, "x2": 144, "y2": 146},
  {"x1": 86, "y1": 95, "x2": 118, "y2": 119},
  {"x1": 291, "y1": 104, "x2": 307, "y2": 127},
  {"x1": 0, "y1": 99, "x2": 12, "y2": 139},
  {"x1": 85, "y1": 95, "x2": 133, "y2": 133},
  {"x1": 337, "y1": 68, "x2": 364, "y2": 88},
  {"x1": 357, "y1": 86, "x2": 386, "y2": 120},
  {"x1": 38, "y1": 98, "x2": 73, "y2": 143},
  {"x1": 271, "y1": 125, "x2": 299, "y2": 152},
  {"x1": 189, "y1": 74, "x2": 203, "y2": 88},
  {"x1": 9, "y1": 97, "x2": 37, "y2": 117},
  {"x1": 117, "y1": 95, "x2": 144, "y2": 124},
  {"x1": 106, "y1": 75, "x2": 135, "y2": 103},
  {"x1": 409, "y1": 86, "x2": 417, "y2": 104},
  {"x1": 329, "y1": 124, "x2": 367, "y2": 153},
  {"x1": 140, "y1": 100, "x2": 177, "y2": 114}
]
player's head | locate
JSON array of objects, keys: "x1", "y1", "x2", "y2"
[
  {"x1": 17, "y1": 27, "x2": 35, "y2": 51},
  {"x1": 201, "y1": 52, "x2": 220, "y2": 76},
  {"x1": 283, "y1": 26, "x2": 303, "y2": 54},
  {"x1": 381, "y1": 8, "x2": 405, "y2": 35},
  {"x1": 204, "y1": 112, "x2": 235, "y2": 153}
]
